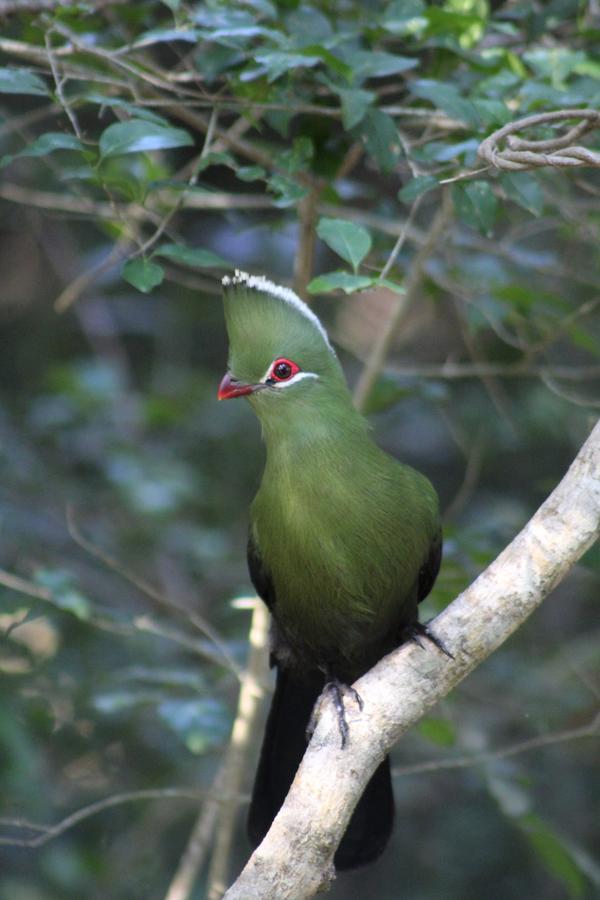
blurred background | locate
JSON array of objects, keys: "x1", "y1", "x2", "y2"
[{"x1": 0, "y1": 1, "x2": 598, "y2": 898}]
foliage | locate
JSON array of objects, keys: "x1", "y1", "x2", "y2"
[{"x1": 0, "y1": 1, "x2": 598, "y2": 898}]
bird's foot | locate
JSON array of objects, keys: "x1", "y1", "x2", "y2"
[
  {"x1": 307, "y1": 679, "x2": 363, "y2": 749},
  {"x1": 402, "y1": 621, "x2": 454, "y2": 659}
]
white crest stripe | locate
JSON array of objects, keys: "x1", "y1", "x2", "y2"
[{"x1": 222, "y1": 270, "x2": 334, "y2": 352}]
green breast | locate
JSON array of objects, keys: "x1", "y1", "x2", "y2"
[{"x1": 251, "y1": 439, "x2": 439, "y2": 676}]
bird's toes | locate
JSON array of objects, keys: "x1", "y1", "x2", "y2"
[{"x1": 401, "y1": 621, "x2": 454, "y2": 659}]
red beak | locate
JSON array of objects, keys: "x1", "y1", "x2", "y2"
[{"x1": 217, "y1": 372, "x2": 257, "y2": 400}]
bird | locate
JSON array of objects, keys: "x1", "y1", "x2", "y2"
[{"x1": 218, "y1": 270, "x2": 445, "y2": 870}]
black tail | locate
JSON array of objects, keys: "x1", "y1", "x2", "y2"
[{"x1": 247, "y1": 667, "x2": 394, "y2": 870}]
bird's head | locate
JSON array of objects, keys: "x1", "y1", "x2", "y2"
[{"x1": 218, "y1": 271, "x2": 348, "y2": 420}]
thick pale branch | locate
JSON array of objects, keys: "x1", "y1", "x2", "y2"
[{"x1": 225, "y1": 419, "x2": 600, "y2": 899}]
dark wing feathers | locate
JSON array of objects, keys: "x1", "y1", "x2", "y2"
[
  {"x1": 247, "y1": 532, "x2": 276, "y2": 611},
  {"x1": 417, "y1": 529, "x2": 442, "y2": 605}
]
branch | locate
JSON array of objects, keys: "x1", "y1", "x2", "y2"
[
  {"x1": 479, "y1": 109, "x2": 600, "y2": 171},
  {"x1": 224, "y1": 420, "x2": 600, "y2": 899}
]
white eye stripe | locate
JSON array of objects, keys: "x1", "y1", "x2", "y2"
[
  {"x1": 275, "y1": 371, "x2": 318, "y2": 389},
  {"x1": 260, "y1": 370, "x2": 318, "y2": 390}
]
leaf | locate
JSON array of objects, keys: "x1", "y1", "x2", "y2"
[
  {"x1": 355, "y1": 108, "x2": 402, "y2": 173},
  {"x1": 521, "y1": 814, "x2": 588, "y2": 898},
  {"x1": 132, "y1": 27, "x2": 200, "y2": 49},
  {"x1": 337, "y1": 88, "x2": 375, "y2": 129},
  {"x1": 316, "y1": 219, "x2": 372, "y2": 272},
  {"x1": 267, "y1": 173, "x2": 309, "y2": 208},
  {"x1": 452, "y1": 180, "x2": 498, "y2": 236},
  {"x1": 382, "y1": 0, "x2": 427, "y2": 35},
  {"x1": 409, "y1": 79, "x2": 481, "y2": 129},
  {"x1": 157, "y1": 698, "x2": 230, "y2": 754},
  {"x1": 307, "y1": 271, "x2": 374, "y2": 294},
  {"x1": 398, "y1": 174, "x2": 439, "y2": 203},
  {"x1": 99, "y1": 119, "x2": 194, "y2": 158},
  {"x1": 1, "y1": 133, "x2": 85, "y2": 169},
  {"x1": 352, "y1": 50, "x2": 417, "y2": 80},
  {"x1": 154, "y1": 243, "x2": 229, "y2": 269},
  {"x1": 33, "y1": 569, "x2": 91, "y2": 621},
  {"x1": 417, "y1": 717, "x2": 456, "y2": 747},
  {"x1": 0, "y1": 67, "x2": 47, "y2": 96},
  {"x1": 122, "y1": 258, "x2": 165, "y2": 293},
  {"x1": 84, "y1": 93, "x2": 172, "y2": 126},
  {"x1": 236, "y1": 164, "x2": 266, "y2": 182},
  {"x1": 500, "y1": 172, "x2": 544, "y2": 217}
]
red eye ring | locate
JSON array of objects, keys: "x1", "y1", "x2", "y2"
[{"x1": 268, "y1": 357, "x2": 300, "y2": 382}]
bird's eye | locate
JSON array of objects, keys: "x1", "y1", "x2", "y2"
[{"x1": 269, "y1": 358, "x2": 300, "y2": 382}]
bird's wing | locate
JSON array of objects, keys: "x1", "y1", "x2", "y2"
[
  {"x1": 417, "y1": 528, "x2": 442, "y2": 604},
  {"x1": 247, "y1": 530, "x2": 276, "y2": 611}
]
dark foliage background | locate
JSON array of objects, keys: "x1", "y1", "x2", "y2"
[{"x1": 0, "y1": 1, "x2": 598, "y2": 898}]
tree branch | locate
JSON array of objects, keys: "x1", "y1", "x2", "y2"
[{"x1": 224, "y1": 419, "x2": 600, "y2": 899}]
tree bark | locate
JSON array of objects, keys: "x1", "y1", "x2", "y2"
[{"x1": 224, "y1": 419, "x2": 600, "y2": 900}]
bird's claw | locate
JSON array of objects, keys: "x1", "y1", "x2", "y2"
[
  {"x1": 306, "y1": 678, "x2": 363, "y2": 748},
  {"x1": 402, "y1": 621, "x2": 454, "y2": 659}
]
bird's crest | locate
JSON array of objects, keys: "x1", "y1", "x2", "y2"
[{"x1": 221, "y1": 270, "x2": 334, "y2": 353}]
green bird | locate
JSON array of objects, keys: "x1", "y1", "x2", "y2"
[{"x1": 218, "y1": 270, "x2": 445, "y2": 869}]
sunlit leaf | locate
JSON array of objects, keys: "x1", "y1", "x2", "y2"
[
  {"x1": 99, "y1": 119, "x2": 194, "y2": 158},
  {"x1": 0, "y1": 67, "x2": 47, "y2": 95},
  {"x1": 154, "y1": 243, "x2": 229, "y2": 269},
  {"x1": 307, "y1": 271, "x2": 374, "y2": 294},
  {"x1": 122, "y1": 258, "x2": 165, "y2": 293},
  {"x1": 316, "y1": 218, "x2": 372, "y2": 272}
]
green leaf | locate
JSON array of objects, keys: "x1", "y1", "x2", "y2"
[
  {"x1": 452, "y1": 180, "x2": 498, "y2": 236},
  {"x1": 34, "y1": 569, "x2": 91, "y2": 621},
  {"x1": 0, "y1": 67, "x2": 47, "y2": 96},
  {"x1": 382, "y1": 0, "x2": 427, "y2": 35},
  {"x1": 1, "y1": 132, "x2": 85, "y2": 169},
  {"x1": 521, "y1": 814, "x2": 588, "y2": 898},
  {"x1": 154, "y1": 242, "x2": 229, "y2": 269},
  {"x1": 417, "y1": 717, "x2": 456, "y2": 747},
  {"x1": 409, "y1": 79, "x2": 481, "y2": 129},
  {"x1": 122, "y1": 258, "x2": 165, "y2": 293},
  {"x1": 316, "y1": 219, "x2": 372, "y2": 272},
  {"x1": 337, "y1": 88, "x2": 375, "y2": 129},
  {"x1": 355, "y1": 108, "x2": 402, "y2": 173},
  {"x1": 99, "y1": 119, "x2": 194, "y2": 158},
  {"x1": 132, "y1": 27, "x2": 200, "y2": 49},
  {"x1": 398, "y1": 174, "x2": 439, "y2": 203},
  {"x1": 307, "y1": 271, "x2": 374, "y2": 294},
  {"x1": 267, "y1": 173, "x2": 309, "y2": 208},
  {"x1": 377, "y1": 278, "x2": 406, "y2": 295},
  {"x1": 500, "y1": 172, "x2": 544, "y2": 217},
  {"x1": 236, "y1": 164, "x2": 266, "y2": 182},
  {"x1": 353, "y1": 50, "x2": 417, "y2": 80},
  {"x1": 157, "y1": 698, "x2": 230, "y2": 754},
  {"x1": 84, "y1": 93, "x2": 173, "y2": 126}
]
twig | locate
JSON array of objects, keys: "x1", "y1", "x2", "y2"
[
  {"x1": 164, "y1": 763, "x2": 230, "y2": 900},
  {"x1": 66, "y1": 507, "x2": 244, "y2": 681},
  {"x1": 206, "y1": 600, "x2": 271, "y2": 900},
  {"x1": 0, "y1": 788, "x2": 228, "y2": 848},
  {"x1": 44, "y1": 31, "x2": 81, "y2": 138},
  {"x1": 293, "y1": 187, "x2": 321, "y2": 298},
  {"x1": 392, "y1": 711, "x2": 600, "y2": 778},
  {"x1": 352, "y1": 190, "x2": 451, "y2": 412},
  {"x1": 386, "y1": 362, "x2": 600, "y2": 381}
]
